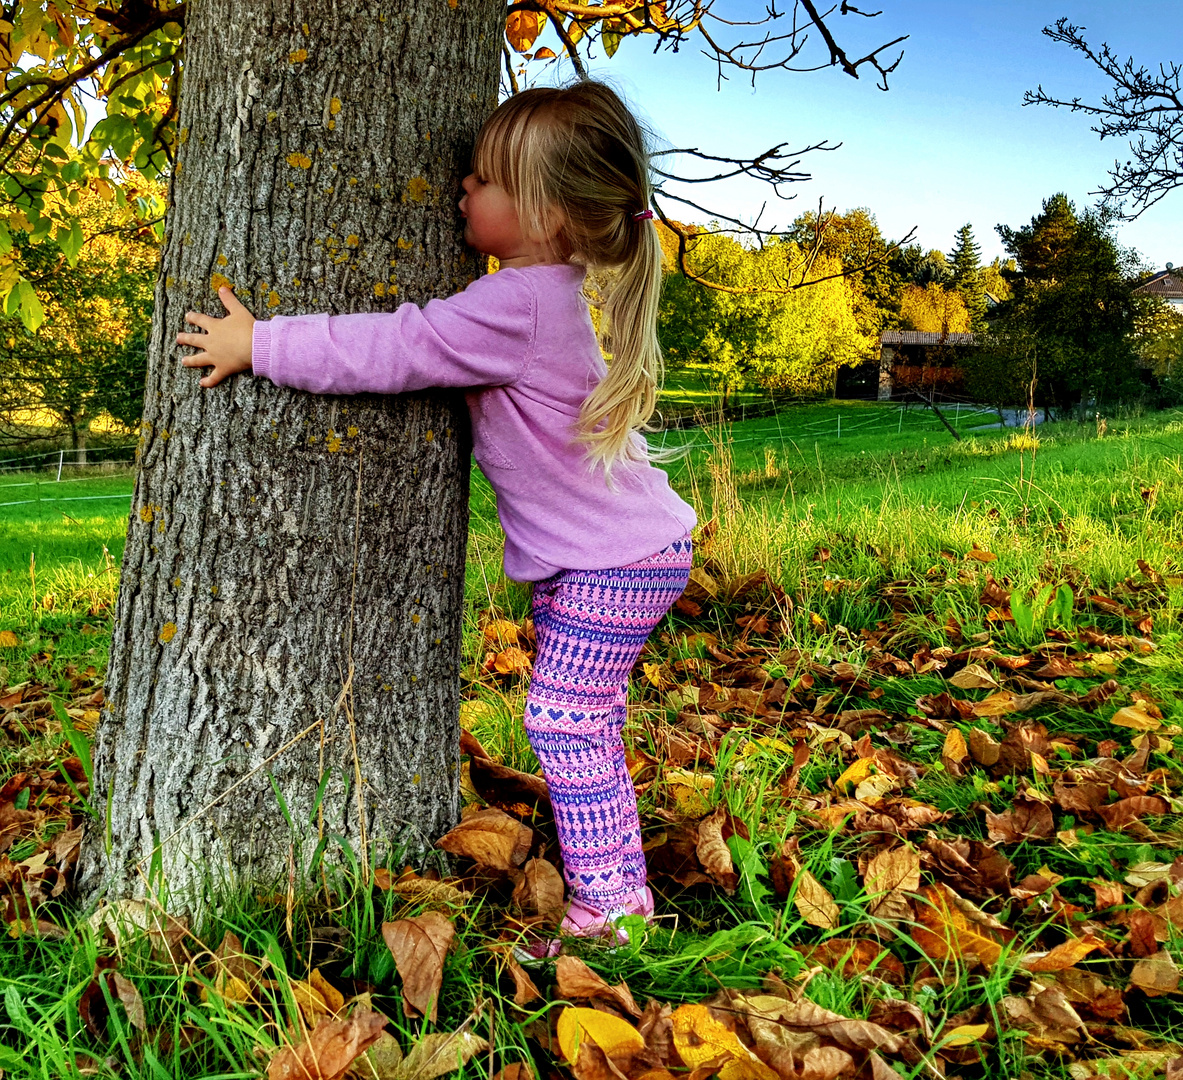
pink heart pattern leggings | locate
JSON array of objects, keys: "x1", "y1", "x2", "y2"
[{"x1": 523, "y1": 532, "x2": 693, "y2": 913}]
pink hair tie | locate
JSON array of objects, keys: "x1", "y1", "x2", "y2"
[{"x1": 632, "y1": 209, "x2": 653, "y2": 221}]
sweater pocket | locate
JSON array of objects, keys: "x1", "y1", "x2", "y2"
[{"x1": 466, "y1": 390, "x2": 517, "y2": 471}]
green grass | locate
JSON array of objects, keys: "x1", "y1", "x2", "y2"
[{"x1": 3, "y1": 403, "x2": 1183, "y2": 1079}]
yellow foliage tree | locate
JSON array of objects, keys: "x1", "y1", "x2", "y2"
[{"x1": 898, "y1": 283, "x2": 971, "y2": 334}]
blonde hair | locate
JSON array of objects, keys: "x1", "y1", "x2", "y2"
[{"x1": 472, "y1": 82, "x2": 664, "y2": 476}]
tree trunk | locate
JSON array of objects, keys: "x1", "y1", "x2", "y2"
[{"x1": 78, "y1": 0, "x2": 503, "y2": 912}]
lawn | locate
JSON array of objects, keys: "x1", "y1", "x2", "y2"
[{"x1": 1, "y1": 401, "x2": 1182, "y2": 1080}]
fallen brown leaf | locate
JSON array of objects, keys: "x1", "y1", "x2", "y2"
[
  {"x1": 435, "y1": 808, "x2": 532, "y2": 870},
  {"x1": 793, "y1": 869, "x2": 839, "y2": 930},
  {"x1": 555, "y1": 955, "x2": 642, "y2": 1017},
  {"x1": 266, "y1": 1009, "x2": 388, "y2": 1080},
  {"x1": 381, "y1": 912, "x2": 455, "y2": 1022}
]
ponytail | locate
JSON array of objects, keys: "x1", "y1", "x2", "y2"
[{"x1": 575, "y1": 218, "x2": 664, "y2": 476}]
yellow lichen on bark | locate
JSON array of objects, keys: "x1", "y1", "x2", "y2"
[
  {"x1": 285, "y1": 153, "x2": 312, "y2": 169},
  {"x1": 397, "y1": 238, "x2": 413, "y2": 250},
  {"x1": 159, "y1": 623, "x2": 177, "y2": 643},
  {"x1": 406, "y1": 176, "x2": 431, "y2": 203},
  {"x1": 330, "y1": 97, "x2": 342, "y2": 115},
  {"x1": 210, "y1": 273, "x2": 232, "y2": 292},
  {"x1": 289, "y1": 48, "x2": 308, "y2": 63},
  {"x1": 374, "y1": 282, "x2": 387, "y2": 297},
  {"x1": 268, "y1": 291, "x2": 281, "y2": 308}
]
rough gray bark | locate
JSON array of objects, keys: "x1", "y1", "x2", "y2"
[{"x1": 78, "y1": 0, "x2": 503, "y2": 911}]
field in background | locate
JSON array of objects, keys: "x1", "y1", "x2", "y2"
[{"x1": 2, "y1": 401, "x2": 1181, "y2": 686}]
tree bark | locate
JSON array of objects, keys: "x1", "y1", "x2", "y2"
[{"x1": 78, "y1": 0, "x2": 503, "y2": 911}]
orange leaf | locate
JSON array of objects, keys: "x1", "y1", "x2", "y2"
[
  {"x1": 505, "y1": 10, "x2": 543, "y2": 52},
  {"x1": 1021, "y1": 933, "x2": 1106, "y2": 973},
  {"x1": 912, "y1": 883, "x2": 1014, "y2": 969}
]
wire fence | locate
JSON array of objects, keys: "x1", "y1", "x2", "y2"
[
  {"x1": 647, "y1": 399, "x2": 1004, "y2": 454},
  {"x1": 0, "y1": 443, "x2": 138, "y2": 476}
]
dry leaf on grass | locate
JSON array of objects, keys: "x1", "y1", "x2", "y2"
[
  {"x1": 696, "y1": 808, "x2": 738, "y2": 893},
  {"x1": 394, "y1": 1030, "x2": 489, "y2": 1080},
  {"x1": 733, "y1": 995, "x2": 903, "y2": 1055},
  {"x1": 950, "y1": 664, "x2": 999, "y2": 690},
  {"x1": 435, "y1": 808, "x2": 532, "y2": 870},
  {"x1": 669, "y1": 1002, "x2": 779, "y2": 1080},
  {"x1": 864, "y1": 845, "x2": 920, "y2": 924},
  {"x1": 490, "y1": 945, "x2": 541, "y2": 1007},
  {"x1": 381, "y1": 912, "x2": 455, "y2": 1022},
  {"x1": 1109, "y1": 703, "x2": 1161, "y2": 731},
  {"x1": 557, "y1": 1006, "x2": 645, "y2": 1064},
  {"x1": 267, "y1": 1009, "x2": 388, "y2": 1080},
  {"x1": 555, "y1": 956, "x2": 642, "y2": 1017},
  {"x1": 912, "y1": 883, "x2": 1014, "y2": 969},
  {"x1": 1020, "y1": 934, "x2": 1106, "y2": 973},
  {"x1": 793, "y1": 869, "x2": 839, "y2": 929},
  {"x1": 1130, "y1": 951, "x2": 1182, "y2": 997},
  {"x1": 986, "y1": 801, "x2": 1055, "y2": 843},
  {"x1": 1000, "y1": 985, "x2": 1085, "y2": 1049},
  {"x1": 512, "y1": 858, "x2": 564, "y2": 921}
]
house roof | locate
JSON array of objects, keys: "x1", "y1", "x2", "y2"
[
  {"x1": 1132, "y1": 270, "x2": 1183, "y2": 299},
  {"x1": 880, "y1": 331, "x2": 979, "y2": 346}
]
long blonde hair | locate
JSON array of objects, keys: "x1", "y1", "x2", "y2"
[{"x1": 472, "y1": 82, "x2": 664, "y2": 476}]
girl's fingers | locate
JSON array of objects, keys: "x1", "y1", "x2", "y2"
[
  {"x1": 180, "y1": 352, "x2": 210, "y2": 367},
  {"x1": 218, "y1": 286, "x2": 247, "y2": 315},
  {"x1": 176, "y1": 332, "x2": 207, "y2": 347},
  {"x1": 184, "y1": 310, "x2": 215, "y2": 329}
]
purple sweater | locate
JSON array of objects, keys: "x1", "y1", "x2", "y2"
[{"x1": 252, "y1": 262, "x2": 697, "y2": 581}]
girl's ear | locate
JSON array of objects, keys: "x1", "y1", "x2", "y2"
[{"x1": 530, "y1": 204, "x2": 566, "y2": 246}]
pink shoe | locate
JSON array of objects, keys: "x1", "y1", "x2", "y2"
[{"x1": 515, "y1": 887, "x2": 654, "y2": 964}]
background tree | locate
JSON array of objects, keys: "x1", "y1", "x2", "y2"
[
  {"x1": 896, "y1": 282, "x2": 970, "y2": 334},
  {"x1": 981, "y1": 255, "x2": 1015, "y2": 304},
  {"x1": 1135, "y1": 292, "x2": 1183, "y2": 402},
  {"x1": 947, "y1": 223, "x2": 986, "y2": 329},
  {"x1": 657, "y1": 228, "x2": 872, "y2": 399},
  {"x1": 1025, "y1": 20, "x2": 1182, "y2": 217},
  {"x1": 0, "y1": 179, "x2": 158, "y2": 450},
  {"x1": 995, "y1": 193, "x2": 1142, "y2": 415}
]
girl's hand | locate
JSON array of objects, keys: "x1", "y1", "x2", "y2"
[{"x1": 178, "y1": 287, "x2": 256, "y2": 387}]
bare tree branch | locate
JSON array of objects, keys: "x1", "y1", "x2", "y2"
[{"x1": 1024, "y1": 18, "x2": 1183, "y2": 218}]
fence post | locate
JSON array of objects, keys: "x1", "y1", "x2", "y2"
[
  {"x1": 56, "y1": 450, "x2": 64, "y2": 482},
  {"x1": 897, "y1": 408, "x2": 903, "y2": 435},
  {"x1": 836, "y1": 415, "x2": 841, "y2": 440}
]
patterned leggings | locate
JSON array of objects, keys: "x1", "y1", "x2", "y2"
[{"x1": 524, "y1": 533, "x2": 692, "y2": 912}]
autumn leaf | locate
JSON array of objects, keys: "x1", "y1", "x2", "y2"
[
  {"x1": 505, "y1": 10, "x2": 542, "y2": 52},
  {"x1": 392, "y1": 1030, "x2": 489, "y2": 1080},
  {"x1": 381, "y1": 912, "x2": 455, "y2": 1022},
  {"x1": 1021, "y1": 933, "x2": 1106, "y2": 973},
  {"x1": 950, "y1": 663, "x2": 999, "y2": 690},
  {"x1": 0, "y1": 630, "x2": 19, "y2": 647},
  {"x1": 864, "y1": 845, "x2": 920, "y2": 923},
  {"x1": 985, "y1": 800, "x2": 1055, "y2": 843},
  {"x1": 555, "y1": 956, "x2": 642, "y2": 1017},
  {"x1": 696, "y1": 808, "x2": 738, "y2": 892},
  {"x1": 435, "y1": 808, "x2": 532, "y2": 870},
  {"x1": 912, "y1": 883, "x2": 1014, "y2": 968},
  {"x1": 557, "y1": 1006, "x2": 645, "y2": 1063},
  {"x1": 1110, "y1": 702, "x2": 1162, "y2": 731},
  {"x1": 1131, "y1": 951, "x2": 1182, "y2": 997},
  {"x1": 512, "y1": 857, "x2": 564, "y2": 921},
  {"x1": 267, "y1": 1009, "x2": 388, "y2": 1080},
  {"x1": 792, "y1": 869, "x2": 839, "y2": 929},
  {"x1": 669, "y1": 1003, "x2": 779, "y2": 1080}
]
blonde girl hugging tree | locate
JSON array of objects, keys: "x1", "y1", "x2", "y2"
[{"x1": 179, "y1": 81, "x2": 696, "y2": 956}]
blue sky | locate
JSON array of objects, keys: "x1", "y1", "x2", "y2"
[{"x1": 533, "y1": 2, "x2": 1183, "y2": 270}]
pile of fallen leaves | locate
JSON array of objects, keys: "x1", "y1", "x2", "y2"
[{"x1": 2, "y1": 539, "x2": 1183, "y2": 1079}]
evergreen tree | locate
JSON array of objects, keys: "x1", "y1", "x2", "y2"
[
  {"x1": 948, "y1": 224, "x2": 987, "y2": 329},
  {"x1": 992, "y1": 194, "x2": 1141, "y2": 415}
]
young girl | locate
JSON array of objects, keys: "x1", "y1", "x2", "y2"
[{"x1": 178, "y1": 81, "x2": 696, "y2": 948}]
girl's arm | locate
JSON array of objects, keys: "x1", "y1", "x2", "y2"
[{"x1": 179, "y1": 271, "x2": 536, "y2": 393}]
